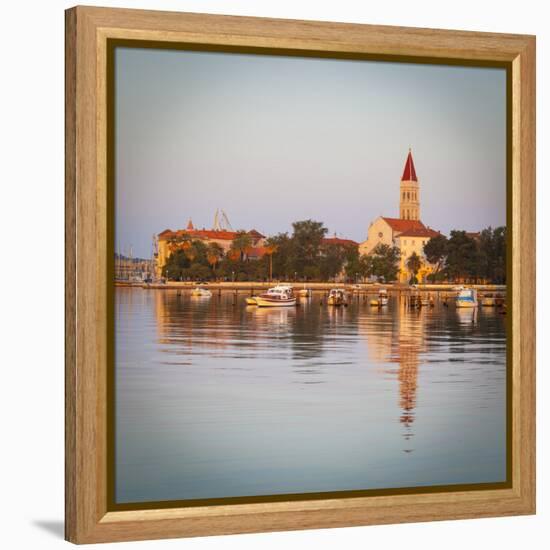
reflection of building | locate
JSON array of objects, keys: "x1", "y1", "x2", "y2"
[
  {"x1": 360, "y1": 298, "x2": 427, "y2": 450},
  {"x1": 359, "y1": 150, "x2": 442, "y2": 283},
  {"x1": 156, "y1": 218, "x2": 266, "y2": 277},
  {"x1": 388, "y1": 301, "x2": 425, "y2": 442}
]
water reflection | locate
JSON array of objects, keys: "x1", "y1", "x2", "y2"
[
  {"x1": 456, "y1": 306, "x2": 478, "y2": 326},
  {"x1": 115, "y1": 288, "x2": 507, "y2": 504}
]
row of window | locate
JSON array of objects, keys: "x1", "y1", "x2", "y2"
[
  {"x1": 402, "y1": 209, "x2": 418, "y2": 220},
  {"x1": 402, "y1": 239, "x2": 428, "y2": 246},
  {"x1": 402, "y1": 191, "x2": 418, "y2": 201}
]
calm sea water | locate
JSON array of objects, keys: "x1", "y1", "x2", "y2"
[{"x1": 115, "y1": 288, "x2": 507, "y2": 504}]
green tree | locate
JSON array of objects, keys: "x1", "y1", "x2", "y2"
[
  {"x1": 445, "y1": 231, "x2": 478, "y2": 281},
  {"x1": 163, "y1": 239, "x2": 213, "y2": 281},
  {"x1": 319, "y1": 242, "x2": 348, "y2": 281},
  {"x1": 162, "y1": 249, "x2": 189, "y2": 280},
  {"x1": 263, "y1": 241, "x2": 278, "y2": 281},
  {"x1": 187, "y1": 240, "x2": 209, "y2": 265},
  {"x1": 206, "y1": 242, "x2": 224, "y2": 275},
  {"x1": 303, "y1": 265, "x2": 321, "y2": 280},
  {"x1": 230, "y1": 230, "x2": 253, "y2": 261},
  {"x1": 290, "y1": 220, "x2": 328, "y2": 277},
  {"x1": 370, "y1": 244, "x2": 401, "y2": 282},
  {"x1": 424, "y1": 234, "x2": 448, "y2": 280},
  {"x1": 345, "y1": 252, "x2": 373, "y2": 282},
  {"x1": 186, "y1": 264, "x2": 212, "y2": 281},
  {"x1": 477, "y1": 226, "x2": 507, "y2": 283},
  {"x1": 492, "y1": 226, "x2": 507, "y2": 283},
  {"x1": 167, "y1": 233, "x2": 192, "y2": 254},
  {"x1": 406, "y1": 251, "x2": 422, "y2": 285},
  {"x1": 266, "y1": 233, "x2": 294, "y2": 280}
]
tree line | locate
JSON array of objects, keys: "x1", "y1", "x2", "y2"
[
  {"x1": 162, "y1": 220, "x2": 506, "y2": 284},
  {"x1": 423, "y1": 227, "x2": 506, "y2": 283}
]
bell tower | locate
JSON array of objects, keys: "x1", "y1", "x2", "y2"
[{"x1": 399, "y1": 149, "x2": 420, "y2": 220}]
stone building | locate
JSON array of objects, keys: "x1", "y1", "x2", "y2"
[
  {"x1": 156, "y1": 219, "x2": 265, "y2": 278},
  {"x1": 359, "y1": 150, "x2": 441, "y2": 283}
]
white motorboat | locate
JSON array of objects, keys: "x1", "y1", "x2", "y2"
[
  {"x1": 191, "y1": 286, "x2": 212, "y2": 297},
  {"x1": 255, "y1": 286, "x2": 296, "y2": 307},
  {"x1": 455, "y1": 288, "x2": 478, "y2": 308},
  {"x1": 370, "y1": 288, "x2": 388, "y2": 307}
]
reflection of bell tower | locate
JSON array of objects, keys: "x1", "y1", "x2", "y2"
[
  {"x1": 399, "y1": 149, "x2": 420, "y2": 221},
  {"x1": 391, "y1": 299, "x2": 423, "y2": 451},
  {"x1": 398, "y1": 349, "x2": 419, "y2": 429}
]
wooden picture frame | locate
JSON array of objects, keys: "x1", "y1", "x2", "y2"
[{"x1": 65, "y1": 5, "x2": 536, "y2": 544}]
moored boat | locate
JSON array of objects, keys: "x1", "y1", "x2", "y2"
[
  {"x1": 328, "y1": 288, "x2": 347, "y2": 306},
  {"x1": 191, "y1": 286, "x2": 212, "y2": 297},
  {"x1": 455, "y1": 288, "x2": 478, "y2": 308},
  {"x1": 481, "y1": 293, "x2": 496, "y2": 306},
  {"x1": 255, "y1": 286, "x2": 296, "y2": 307},
  {"x1": 245, "y1": 296, "x2": 258, "y2": 305},
  {"x1": 370, "y1": 288, "x2": 388, "y2": 307},
  {"x1": 299, "y1": 287, "x2": 312, "y2": 298}
]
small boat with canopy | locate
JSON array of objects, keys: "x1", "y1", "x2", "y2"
[
  {"x1": 455, "y1": 288, "x2": 478, "y2": 308},
  {"x1": 327, "y1": 288, "x2": 347, "y2": 306},
  {"x1": 255, "y1": 286, "x2": 296, "y2": 307}
]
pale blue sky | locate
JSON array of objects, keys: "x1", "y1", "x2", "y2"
[{"x1": 115, "y1": 47, "x2": 506, "y2": 258}]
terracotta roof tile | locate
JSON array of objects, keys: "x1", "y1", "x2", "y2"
[
  {"x1": 397, "y1": 227, "x2": 440, "y2": 238},
  {"x1": 381, "y1": 217, "x2": 426, "y2": 233},
  {"x1": 323, "y1": 237, "x2": 359, "y2": 247},
  {"x1": 401, "y1": 150, "x2": 418, "y2": 182},
  {"x1": 247, "y1": 246, "x2": 268, "y2": 258}
]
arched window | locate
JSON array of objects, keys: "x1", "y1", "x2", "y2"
[
  {"x1": 403, "y1": 192, "x2": 406, "y2": 200},
  {"x1": 407, "y1": 192, "x2": 410, "y2": 200}
]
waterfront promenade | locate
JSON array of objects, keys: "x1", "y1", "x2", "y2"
[{"x1": 115, "y1": 280, "x2": 506, "y2": 293}]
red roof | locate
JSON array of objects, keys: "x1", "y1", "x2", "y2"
[
  {"x1": 247, "y1": 229, "x2": 266, "y2": 239},
  {"x1": 397, "y1": 227, "x2": 440, "y2": 238},
  {"x1": 158, "y1": 228, "x2": 264, "y2": 241},
  {"x1": 323, "y1": 237, "x2": 359, "y2": 247},
  {"x1": 187, "y1": 229, "x2": 237, "y2": 240},
  {"x1": 401, "y1": 150, "x2": 418, "y2": 182},
  {"x1": 247, "y1": 246, "x2": 268, "y2": 258},
  {"x1": 381, "y1": 217, "x2": 426, "y2": 234}
]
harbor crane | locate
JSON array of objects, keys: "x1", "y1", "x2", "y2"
[{"x1": 213, "y1": 208, "x2": 233, "y2": 231}]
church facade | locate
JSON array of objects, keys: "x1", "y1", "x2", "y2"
[{"x1": 359, "y1": 150, "x2": 441, "y2": 283}]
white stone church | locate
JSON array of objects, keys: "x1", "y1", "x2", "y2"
[{"x1": 359, "y1": 150, "x2": 441, "y2": 283}]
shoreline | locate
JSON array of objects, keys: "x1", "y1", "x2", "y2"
[{"x1": 115, "y1": 281, "x2": 507, "y2": 293}]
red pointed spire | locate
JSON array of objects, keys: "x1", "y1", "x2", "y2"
[
  {"x1": 186, "y1": 218, "x2": 194, "y2": 230},
  {"x1": 401, "y1": 149, "x2": 418, "y2": 182}
]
